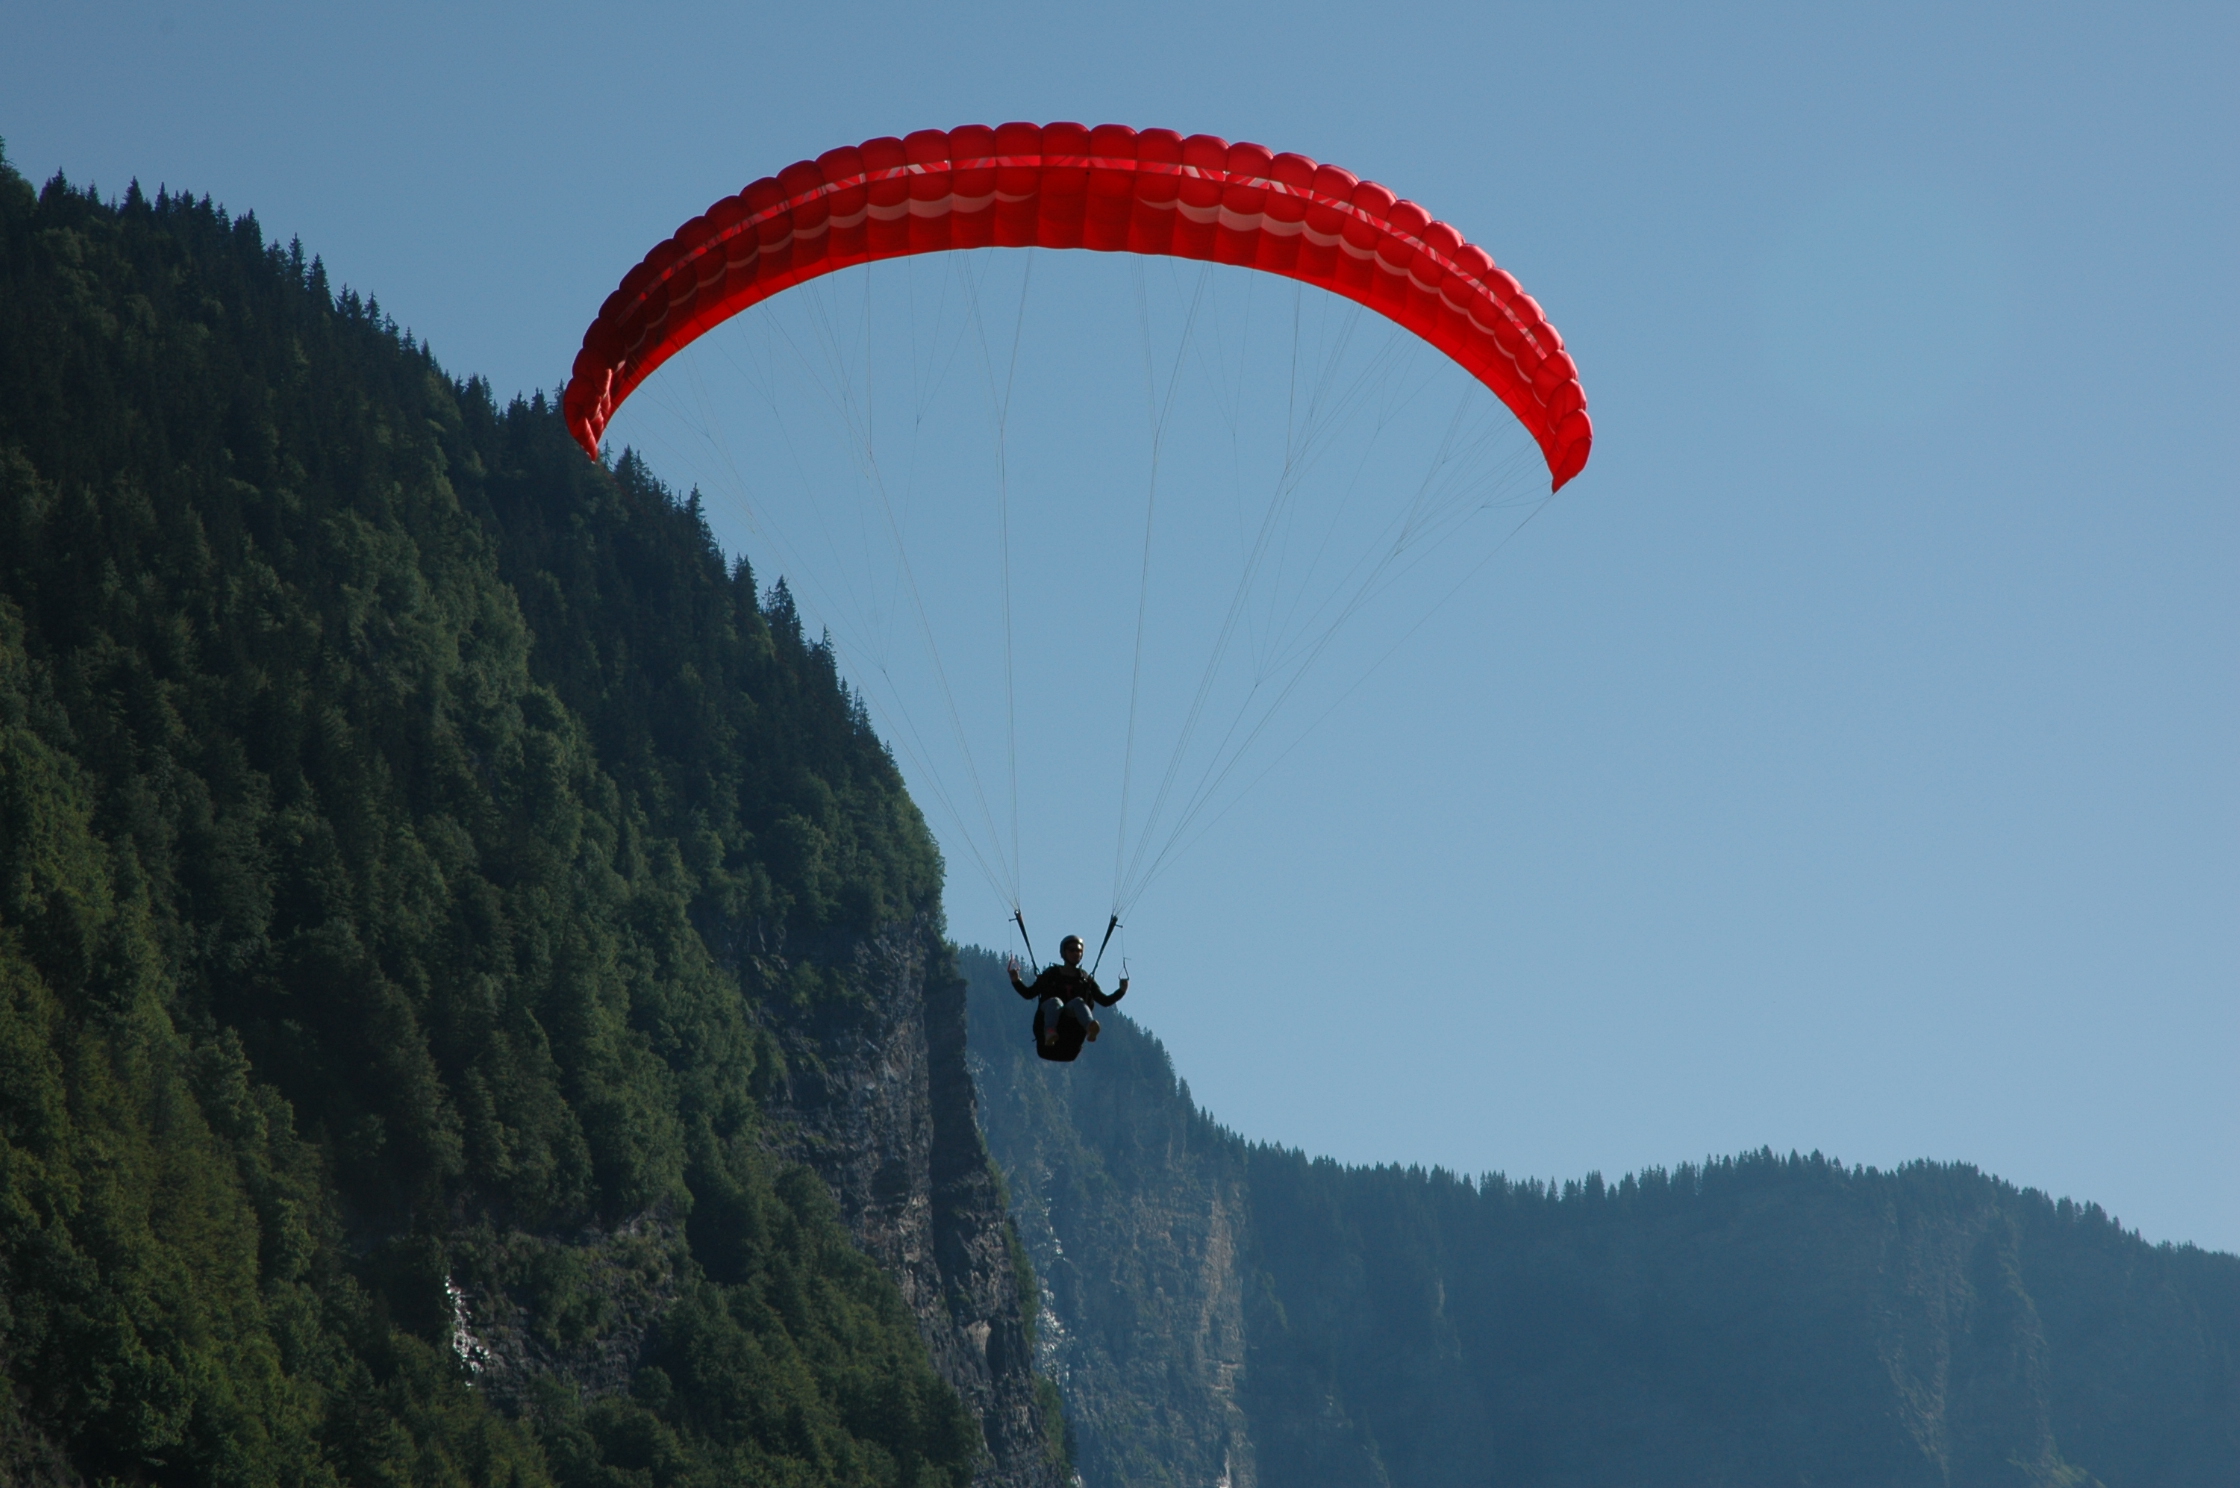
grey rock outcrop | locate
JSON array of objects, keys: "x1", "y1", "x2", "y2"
[
  {"x1": 966, "y1": 948, "x2": 1262, "y2": 1488},
  {"x1": 761, "y1": 923, "x2": 1061, "y2": 1488},
  {"x1": 440, "y1": 924, "x2": 1062, "y2": 1488},
  {"x1": 443, "y1": 1210, "x2": 692, "y2": 1412}
]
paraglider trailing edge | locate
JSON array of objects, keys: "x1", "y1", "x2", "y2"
[{"x1": 563, "y1": 122, "x2": 1592, "y2": 493}]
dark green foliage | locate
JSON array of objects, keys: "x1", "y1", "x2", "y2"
[
  {"x1": 526, "y1": 1167, "x2": 975, "y2": 1488},
  {"x1": 967, "y1": 948, "x2": 2240, "y2": 1488},
  {"x1": 470, "y1": 441, "x2": 941, "y2": 962},
  {"x1": 0, "y1": 603, "x2": 550, "y2": 1488},
  {"x1": 1032, "y1": 1379, "x2": 1073, "y2": 1477},
  {"x1": 0, "y1": 151, "x2": 972, "y2": 1488}
]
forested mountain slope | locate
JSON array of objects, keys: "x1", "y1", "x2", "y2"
[
  {"x1": 0, "y1": 154, "x2": 1061, "y2": 1488},
  {"x1": 967, "y1": 948, "x2": 2240, "y2": 1488}
]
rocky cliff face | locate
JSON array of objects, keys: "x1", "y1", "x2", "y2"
[
  {"x1": 967, "y1": 948, "x2": 1258, "y2": 1488},
  {"x1": 761, "y1": 925, "x2": 1059, "y2": 1488},
  {"x1": 444, "y1": 926, "x2": 1062, "y2": 1488}
]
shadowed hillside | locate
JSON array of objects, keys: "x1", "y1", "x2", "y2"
[{"x1": 967, "y1": 946, "x2": 2240, "y2": 1488}]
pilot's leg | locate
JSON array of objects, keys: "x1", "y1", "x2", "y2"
[{"x1": 1039, "y1": 996, "x2": 1063, "y2": 1046}]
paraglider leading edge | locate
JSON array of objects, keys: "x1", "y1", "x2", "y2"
[{"x1": 562, "y1": 122, "x2": 1592, "y2": 492}]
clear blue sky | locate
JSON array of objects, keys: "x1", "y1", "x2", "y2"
[{"x1": 8, "y1": 1, "x2": 2234, "y2": 1250}]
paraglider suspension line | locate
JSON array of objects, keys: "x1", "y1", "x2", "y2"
[
  {"x1": 1090, "y1": 914, "x2": 1120, "y2": 978},
  {"x1": 1013, "y1": 910, "x2": 1039, "y2": 970}
]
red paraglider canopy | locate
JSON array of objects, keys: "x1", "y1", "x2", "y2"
[{"x1": 564, "y1": 123, "x2": 1592, "y2": 490}]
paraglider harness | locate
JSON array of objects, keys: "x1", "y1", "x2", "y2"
[
  {"x1": 1031, "y1": 983, "x2": 1095, "y2": 1063},
  {"x1": 1015, "y1": 914, "x2": 1123, "y2": 1064}
]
